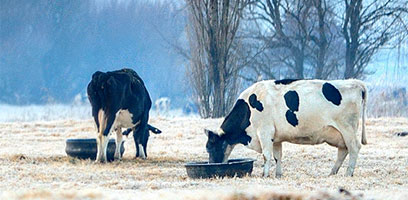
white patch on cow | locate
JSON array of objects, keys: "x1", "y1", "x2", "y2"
[
  {"x1": 98, "y1": 109, "x2": 107, "y2": 133},
  {"x1": 217, "y1": 128, "x2": 226, "y2": 136},
  {"x1": 114, "y1": 109, "x2": 134, "y2": 129},
  {"x1": 245, "y1": 129, "x2": 263, "y2": 153},
  {"x1": 134, "y1": 120, "x2": 141, "y2": 127},
  {"x1": 138, "y1": 144, "x2": 146, "y2": 159}
]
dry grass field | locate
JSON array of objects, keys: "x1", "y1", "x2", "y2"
[{"x1": 0, "y1": 117, "x2": 407, "y2": 200}]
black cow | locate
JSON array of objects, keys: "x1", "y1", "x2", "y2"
[{"x1": 87, "y1": 68, "x2": 161, "y2": 162}]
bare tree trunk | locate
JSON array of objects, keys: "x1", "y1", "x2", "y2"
[
  {"x1": 252, "y1": 0, "x2": 311, "y2": 79},
  {"x1": 186, "y1": 0, "x2": 248, "y2": 118},
  {"x1": 342, "y1": 0, "x2": 405, "y2": 79},
  {"x1": 294, "y1": 54, "x2": 305, "y2": 79},
  {"x1": 313, "y1": 0, "x2": 328, "y2": 79},
  {"x1": 343, "y1": 0, "x2": 361, "y2": 79},
  {"x1": 344, "y1": 41, "x2": 359, "y2": 79},
  {"x1": 244, "y1": 0, "x2": 405, "y2": 81}
]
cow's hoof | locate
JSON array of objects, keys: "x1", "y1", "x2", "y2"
[
  {"x1": 114, "y1": 153, "x2": 122, "y2": 161},
  {"x1": 262, "y1": 172, "x2": 271, "y2": 178},
  {"x1": 135, "y1": 153, "x2": 147, "y2": 160},
  {"x1": 345, "y1": 169, "x2": 354, "y2": 177},
  {"x1": 95, "y1": 159, "x2": 106, "y2": 164},
  {"x1": 275, "y1": 174, "x2": 282, "y2": 179}
]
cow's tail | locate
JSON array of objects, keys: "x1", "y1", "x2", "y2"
[
  {"x1": 122, "y1": 128, "x2": 133, "y2": 136},
  {"x1": 148, "y1": 124, "x2": 161, "y2": 134},
  {"x1": 122, "y1": 124, "x2": 161, "y2": 136},
  {"x1": 361, "y1": 83, "x2": 368, "y2": 145}
]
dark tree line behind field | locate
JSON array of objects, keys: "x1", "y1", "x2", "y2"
[{"x1": 184, "y1": 0, "x2": 408, "y2": 118}]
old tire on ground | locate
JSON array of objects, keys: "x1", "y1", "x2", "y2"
[
  {"x1": 185, "y1": 158, "x2": 255, "y2": 179},
  {"x1": 65, "y1": 138, "x2": 125, "y2": 162}
]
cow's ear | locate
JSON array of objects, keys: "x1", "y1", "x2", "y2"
[
  {"x1": 205, "y1": 129, "x2": 220, "y2": 142},
  {"x1": 204, "y1": 129, "x2": 211, "y2": 137}
]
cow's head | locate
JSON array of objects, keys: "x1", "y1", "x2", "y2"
[
  {"x1": 205, "y1": 129, "x2": 230, "y2": 163},
  {"x1": 205, "y1": 98, "x2": 254, "y2": 163}
]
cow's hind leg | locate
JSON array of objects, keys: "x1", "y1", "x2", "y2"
[
  {"x1": 273, "y1": 142, "x2": 283, "y2": 178},
  {"x1": 136, "y1": 128, "x2": 148, "y2": 159},
  {"x1": 345, "y1": 138, "x2": 361, "y2": 176},
  {"x1": 114, "y1": 128, "x2": 123, "y2": 160},
  {"x1": 134, "y1": 112, "x2": 149, "y2": 159},
  {"x1": 138, "y1": 143, "x2": 146, "y2": 159},
  {"x1": 95, "y1": 110, "x2": 113, "y2": 163},
  {"x1": 135, "y1": 141, "x2": 140, "y2": 158},
  {"x1": 141, "y1": 135, "x2": 148, "y2": 159},
  {"x1": 133, "y1": 130, "x2": 146, "y2": 159},
  {"x1": 335, "y1": 123, "x2": 361, "y2": 176},
  {"x1": 96, "y1": 133, "x2": 110, "y2": 163},
  {"x1": 330, "y1": 147, "x2": 348, "y2": 175}
]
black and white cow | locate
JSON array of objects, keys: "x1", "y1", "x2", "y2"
[
  {"x1": 205, "y1": 79, "x2": 367, "y2": 177},
  {"x1": 87, "y1": 68, "x2": 161, "y2": 163}
]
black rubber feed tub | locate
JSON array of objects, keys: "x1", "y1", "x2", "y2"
[
  {"x1": 65, "y1": 138, "x2": 125, "y2": 162},
  {"x1": 185, "y1": 158, "x2": 255, "y2": 179}
]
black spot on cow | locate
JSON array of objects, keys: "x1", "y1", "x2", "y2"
[
  {"x1": 322, "y1": 82, "x2": 342, "y2": 106},
  {"x1": 275, "y1": 79, "x2": 300, "y2": 85},
  {"x1": 229, "y1": 134, "x2": 252, "y2": 146},
  {"x1": 221, "y1": 99, "x2": 252, "y2": 145},
  {"x1": 283, "y1": 90, "x2": 300, "y2": 127},
  {"x1": 284, "y1": 90, "x2": 299, "y2": 112},
  {"x1": 285, "y1": 110, "x2": 298, "y2": 127},
  {"x1": 249, "y1": 94, "x2": 264, "y2": 112}
]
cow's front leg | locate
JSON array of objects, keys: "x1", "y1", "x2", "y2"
[
  {"x1": 114, "y1": 128, "x2": 123, "y2": 161},
  {"x1": 96, "y1": 133, "x2": 109, "y2": 163},
  {"x1": 262, "y1": 150, "x2": 273, "y2": 177},
  {"x1": 273, "y1": 142, "x2": 283, "y2": 178},
  {"x1": 258, "y1": 129, "x2": 274, "y2": 177},
  {"x1": 95, "y1": 109, "x2": 115, "y2": 163}
]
